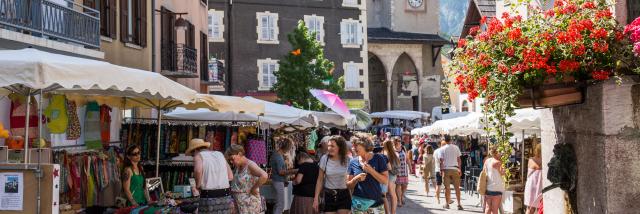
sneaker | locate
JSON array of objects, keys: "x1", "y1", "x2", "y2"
[
  {"x1": 458, "y1": 205, "x2": 464, "y2": 210},
  {"x1": 443, "y1": 204, "x2": 450, "y2": 209}
]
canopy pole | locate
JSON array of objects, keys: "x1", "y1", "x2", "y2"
[
  {"x1": 24, "y1": 90, "x2": 31, "y2": 164},
  {"x1": 155, "y1": 107, "x2": 162, "y2": 177},
  {"x1": 522, "y1": 129, "x2": 526, "y2": 187}
]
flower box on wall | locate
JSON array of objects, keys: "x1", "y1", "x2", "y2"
[{"x1": 518, "y1": 77, "x2": 585, "y2": 109}]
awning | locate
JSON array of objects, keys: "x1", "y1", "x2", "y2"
[{"x1": 371, "y1": 110, "x2": 430, "y2": 120}]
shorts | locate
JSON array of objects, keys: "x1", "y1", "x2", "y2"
[
  {"x1": 381, "y1": 184, "x2": 388, "y2": 194},
  {"x1": 486, "y1": 191, "x2": 503, "y2": 196},
  {"x1": 389, "y1": 174, "x2": 397, "y2": 184},
  {"x1": 396, "y1": 176, "x2": 408, "y2": 185},
  {"x1": 436, "y1": 172, "x2": 443, "y2": 186},
  {"x1": 323, "y1": 189, "x2": 351, "y2": 212},
  {"x1": 443, "y1": 169, "x2": 461, "y2": 188}
]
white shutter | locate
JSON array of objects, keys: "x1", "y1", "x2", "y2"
[
  {"x1": 340, "y1": 21, "x2": 347, "y2": 45},
  {"x1": 262, "y1": 62, "x2": 269, "y2": 88},
  {"x1": 208, "y1": 14, "x2": 213, "y2": 36},
  {"x1": 318, "y1": 16, "x2": 325, "y2": 43},
  {"x1": 268, "y1": 15, "x2": 276, "y2": 41},
  {"x1": 260, "y1": 16, "x2": 269, "y2": 40},
  {"x1": 357, "y1": 22, "x2": 363, "y2": 45},
  {"x1": 345, "y1": 64, "x2": 359, "y2": 89}
]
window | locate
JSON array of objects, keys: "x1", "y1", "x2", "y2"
[
  {"x1": 84, "y1": 0, "x2": 117, "y2": 38},
  {"x1": 256, "y1": 12, "x2": 279, "y2": 44},
  {"x1": 340, "y1": 19, "x2": 362, "y2": 47},
  {"x1": 304, "y1": 15, "x2": 324, "y2": 44},
  {"x1": 344, "y1": 63, "x2": 360, "y2": 89},
  {"x1": 208, "y1": 10, "x2": 224, "y2": 42},
  {"x1": 343, "y1": 0, "x2": 359, "y2": 7},
  {"x1": 120, "y1": 0, "x2": 147, "y2": 46},
  {"x1": 258, "y1": 59, "x2": 279, "y2": 90}
]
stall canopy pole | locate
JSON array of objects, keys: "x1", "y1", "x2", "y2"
[
  {"x1": 23, "y1": 89, "x2": 31, "y2": 164},
  {"x1": 522, "y1": 129, "x2": 525, "y2": 186},
  {"x1": 155, "y1": 107, "x2": 162, "y2": 177}
]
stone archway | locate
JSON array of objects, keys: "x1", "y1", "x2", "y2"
[
  {"x1": 391, "y1": 53, "x2": 419, "y2": 111},
  {"x1": 368, "y1": 53, "x2": 388, "y2": 112}
]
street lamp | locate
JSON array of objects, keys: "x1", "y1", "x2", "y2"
[{"x1": 175, "y1": 15, "x2": 188, "y2": 31}]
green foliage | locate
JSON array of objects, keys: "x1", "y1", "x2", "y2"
[{"x1": 273, "y1": 21, "x2": 343, "y2": 111}]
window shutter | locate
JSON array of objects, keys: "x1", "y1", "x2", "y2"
[
  {"x1": 268, "y1": 16, "x2": 275, "y2": 41},
  {"x1": 319, "y1": 16, "x2": 324, "y2": 43},
  {"x1": 356, "y1": 22, "x2": 363, "y2": 45},
  {"x1": 109, "y1": 0, "x2": 116, "y2": 38},
  {"x1": 120, "y1": 0, "x2": 128, "y2": 43},
  {"x1": 139, "y1": 0, "x2": 147, "y2": 47},
  {"x1": 261, "y1": 62, "x2": 268, "y2": 88},
  {"x1": 340, "y1": 21, "x2": 347, "y2": 45},
  {"x1": 261, "y1": 16, "x2": 269, "y2": 40},
  {"x1": 208, "y1": 13, "x2": 214, "y2": 37}
]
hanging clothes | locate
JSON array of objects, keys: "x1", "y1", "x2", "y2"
[
  {"x1": 66, "y1": 101, "x2": 81, "y2": 140},
  {"x1": 84, "y1": 102, "x2": 102, "y2": 149},
  {"x1": 245, "y1": 139, "x2": 267, "y2": 165},
  {"x1": 9, "y1": 95, "x2": 40, "y2": 142},
  {"x1": 100, "y1": 105, "x2": 112, "y2": 146},
  {"x1": 44, "y1": 94, "x2": 68, "y2": 134}
]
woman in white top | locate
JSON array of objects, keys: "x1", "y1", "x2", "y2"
[
  {"x1": 483, "y1": 147, "x2": 505, "y2": 214},
  {"x1": 313, "y1": 136, "x2": 351, "y2": 214},
  {"x1": 188, "y1": 139, "x2": 235, "y2": 214}
]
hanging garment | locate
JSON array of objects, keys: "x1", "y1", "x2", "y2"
[
  {"x1": 84, "y1": 102, "x2": 102, "y2": 149},
  {"x1": 100, "y1": 105, "x2": 112, "y2": 146},
  {"x1": 245, "y1": 139, "x2": 267, "y2": 165},
  {"x1": 213, "y1": 127, "x2": 225, "y2": 151},
  {"x1": 238, "y1": 126, "x2": 256, "y2": 144},
  {"x1": 9, "y1": 96, "x2": 39, "y2": 142},
  {"x1": 44, "y1": 94, "x2": 69, "y2": 134},
  {"x1": 66, "y1": 101, "x2": 81, "y2": 140},
  {"x1": 307, "y1": 130, "x2": 318, "y2": 152}
]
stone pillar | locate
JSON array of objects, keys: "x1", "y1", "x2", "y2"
[
  {"x1": 387, "y1": 80, "x2": 392, "y2": 110},
  {"x1": 540, "y1": 77, "x2": 640, "y2": 214}
]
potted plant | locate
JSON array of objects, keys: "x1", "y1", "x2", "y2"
[{"x1": 449, "y1": 0, "x2": 631, "y2": 176}]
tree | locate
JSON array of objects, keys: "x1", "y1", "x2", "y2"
[{"x1": 273, "y1": 20, "x2": 343, "y2": 111}]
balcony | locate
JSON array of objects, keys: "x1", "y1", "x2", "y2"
[
  {"x1": 161, "y1": 43, "x2": 198, "y2": 78},
  {"x1": 0, "y1": 0, "x2": 100, "y2": 49}
]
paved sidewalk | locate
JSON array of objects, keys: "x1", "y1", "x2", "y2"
[{"x1": 397, "y1": 175, "x2": 484, "y2": 214}]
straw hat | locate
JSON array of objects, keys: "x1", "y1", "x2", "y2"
[{"x1": 185, "y1": 139, "x2": 211, "y2": 155}]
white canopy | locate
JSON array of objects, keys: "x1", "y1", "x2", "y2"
[
  {"x1": 242, "y1": 97, "x2": 317, "y2": 128},
  {"x1": 371, "y1": 110, "x2": 430, "y2": 120},
  {"x1": 0, "y1": 48, "x2": 198, "y2": 106},
  {"x1": 165, "y1": 108, "x2": 260, "y2": 121},
  {"x1": 413, "y1": 109, "x2": 541, "y2": 136}
]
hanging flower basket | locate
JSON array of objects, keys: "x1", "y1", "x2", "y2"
[{"x1": 518, "y1": 76, "x2": 585, "y2": 109}]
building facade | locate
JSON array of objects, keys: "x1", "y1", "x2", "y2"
[
  {"x1": 155, "y1": 0, "x2": 209, "y2": 92},
  {"x1": 207, "y1": 0, "x2": 368, "y2": 104},
  {"x1": 366, "y1": 0, "x2": 448, "y2": 113}
]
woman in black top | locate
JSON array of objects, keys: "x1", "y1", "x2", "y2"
[{"x1": 291, "y1": 152, "x2": 320, "y2": 214}]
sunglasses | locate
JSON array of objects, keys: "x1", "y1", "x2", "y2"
[{"x1": 129, "y1": 151, "x2": 141, "y2": 156}]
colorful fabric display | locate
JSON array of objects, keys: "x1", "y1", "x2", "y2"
[
  {"x1": 44, "y1": 94, "x2": 68, "y2": 134},
  {"x1": 246, "y1": 139, "x2": 267, "y2": 164},
  {"x1": 66, "y1": 101, "x2": 81, "y2": 140},
  {"x1": 9, "y1": 95, "x2": 40, "y2": 142},
  {"x1": 84, "y1": 102, "x2": 102, "y2": 149},
  {"x1": 100, "y1": 105, "x2": 112, "y2": 145}
]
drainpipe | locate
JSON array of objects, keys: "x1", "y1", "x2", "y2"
[
  {"x1": 151, "y1": 0, "x2": 156, "y2": 73},
  {"x1": 226, "y1": 0, "x2": 233, "y2": 95}
]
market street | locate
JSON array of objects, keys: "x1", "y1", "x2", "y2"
[{"x1": 398, "y1": 176, "x2": 483, "y2": 214}]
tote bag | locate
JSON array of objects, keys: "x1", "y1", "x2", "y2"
[{"x1": 477, "y1": 165, "x2": 488, "y2": 195}]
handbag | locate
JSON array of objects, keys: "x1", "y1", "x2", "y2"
[
  {"x1": 318, "y1": 155, "x2": 330, "y2": 212},
  {"x1": 477, "y1": 162, "x2": 488, "y2": 195},
  {"x1": 351, "y1": 196, "x2": 376, "y2": 211}
]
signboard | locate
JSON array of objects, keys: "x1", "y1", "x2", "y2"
[{"x1": 344, "y1": 99, "x2": 366, "y2": 109}]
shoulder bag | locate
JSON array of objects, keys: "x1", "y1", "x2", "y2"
[
  {"x1": 318, "y1": 155, "x2": 330, "y2": 212},
  {"x1": 477, "y1": 160, "x2": 488, "y2": 195}
]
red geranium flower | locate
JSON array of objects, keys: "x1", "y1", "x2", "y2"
[
  {"x1": 590, "y1": 28, "x2": 608, "y2": 39},
  {"x1": 498, "y1": 63, "x2": 509, "y2": 73},
  {"x1": 615, "y1": 31, "x2": 624, "y2": 41},
  {"x1": 469, "y1": 26, "x2": 480, "y2": 36},
  {"x1": 546, "y1": 65, "x2": 557, "y2": 75},
  {"x1": 480, "y1": 16, "x2": 487, "y2": 25},
  {"x1": 545, "y1": 9, "x2": 555, "y2": 17},
  {"x1": 595, "y1": 9, "x2": 613, "y2": 19},
  {"x1": 562, "y1": 3, "x2": 578, "y2": 14},
  {"x1": 558, "y1": 60, "x2": 580, "y2": 72},
  {"x1": 505, "y1": 47, "x2": 515, "y2": 57},
  {"x1": 581, "y1": 2, "x2": 595, "y2": 9},
  {"x1": 509, "y1": 28, "x2": 522, "y2": 40},
  {"x1": 458, "y1": 39, "x2": 467, "y2": 48},
  {"x1": 592, "y1": 70, "x2": 610, "y2": 80},
  {"x1": 579, "y1": 19, "x2": 594, "y2": 31},
  {"x1": 479, "y1": 76, "x2": 488, "y2": 89},
  {"x1": 593, "y1": 42, "x2": 609, "y2": 53},
  {"x1": 573, "y1": 44, "x2": 586, "y2": 56},
  {"x1": 554, "y1": 0, "x2": 564, "y2": 7}
]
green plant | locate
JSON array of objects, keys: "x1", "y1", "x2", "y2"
[
  {"x1": 273, "y1": 21, "x2": 343, "y2": 111},
  {"x1": 450, "y1": 0, "x2": 629, "y2": 179}
]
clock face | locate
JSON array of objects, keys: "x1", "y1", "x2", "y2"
[{"x1": 408, "y1": 0, "x2": 423, "y2": 8}]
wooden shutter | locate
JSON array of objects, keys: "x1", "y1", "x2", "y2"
[
  {"x1": 83, "y1": 0, "x2": 96, "y2": 12},
  {"x1": 139, "y1": 0, "x2": 147, "y2": 47},
  {"x1": 200, "y1": 31, "x2": 208, "y2": 81},
  {"x1": 120, "y1": 0, "x2": 128, "y2": 43},
  {"x1": 109, "y1": 0, "x2": 116, "y2": 38}
]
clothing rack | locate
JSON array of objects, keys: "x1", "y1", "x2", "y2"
[
  {"x1": 51, "y1": 142, "x2": 122, "y2": 150},
  {"x1": 124, "y1": 117, "x2": 258, "y2": 126}
]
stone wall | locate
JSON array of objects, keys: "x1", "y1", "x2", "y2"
[{"x1": 541, "y1": 76, "x2": 640, "y2": 214}]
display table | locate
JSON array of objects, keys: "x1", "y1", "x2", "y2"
[{"x1": 260, "y1": 182, "x2": 294, "y2": 211}]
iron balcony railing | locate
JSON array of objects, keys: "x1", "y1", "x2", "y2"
[
  {"x1": 0, "y1": 0, "x2": 100, "y2": 48},
  {"x1": 161, "y1": 43, "x2": 198, "y2": 76}
]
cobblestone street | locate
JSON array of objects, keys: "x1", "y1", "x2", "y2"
[{"x1": 398, "y1": 176, "x2": 483, "y2": 214}]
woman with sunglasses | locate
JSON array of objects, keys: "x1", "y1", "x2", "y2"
[{"x1": 123, "y1": 145, "x2": 150, "y2": 206}]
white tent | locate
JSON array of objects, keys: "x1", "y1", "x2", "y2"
[
  {"x1": 370, "y1": 110, "x2": 430, "y2": 120},
  {"x1": 242, "y1": 97, "x2": 317, "y2": 128},
  {"x1": 165, "y1": 108, "x2": 260, "y2": 121},
  {"x1": 413, "y1": 109, "x2": 541, "y2": 136}
]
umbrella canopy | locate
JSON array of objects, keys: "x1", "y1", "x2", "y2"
[
  {"x1": 349, "y1": 109, "x2": 372, "y2": 130},
  {"x1": 309, "y1": 89, "x2": 351, "y2": 118},
  {"x1": 243, "y1": 97, "x2": 317, "y2": 128},
  {"x1": 0, "y1": 48, "x2": 198, "y2": 105},
  {"x1": 370, "y1": 110, "x2": 430, "y2": 120}
]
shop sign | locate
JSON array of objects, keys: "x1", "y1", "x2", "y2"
[{"x1": 344, "y1": 99, "x2": 366, "y2": 109}]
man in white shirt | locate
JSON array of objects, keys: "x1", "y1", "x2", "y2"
[
  {"x1": 432, "y1": 140, "x2": 446, "y2": 205},
  {"x1": 439, "y1": 135, "x2": 463, "y2": 210}
]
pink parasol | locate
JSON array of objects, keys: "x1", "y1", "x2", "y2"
[{"x1": 309, "y1": 89, "x2": 351, "y2": 118}]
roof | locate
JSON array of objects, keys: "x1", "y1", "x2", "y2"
[
  {"x1": 368, "y1": 28, "x2": 449, "y2": 45},
  {"x1": 460, "y1": 0, "x2": 497, "y2": 38}
]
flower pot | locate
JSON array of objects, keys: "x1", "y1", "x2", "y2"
[{"x1": 517, "y1": 76, "x2": 585, "y2": 109}]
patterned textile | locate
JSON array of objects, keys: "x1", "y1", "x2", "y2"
[
  {"x1": 198, "y1": 195, "x2": 234, "y2": 214},
  {"x1": 231, "y1": 160, "x2": 264, "y2": 214},
  {"x1": 84, "y1": 102, "x2": 101, "y2": 149},
  {"x1": 245, "y1": 140, "x2": 267, "y2": 165},
  {"x1": 397, "y1": 150, "x2": 409, "y2": 177},
  {"x1": 351, "y1": 204, "x2": 385, "y2": 214},
  {"x1": 66, "y1": 101, "x2": 81, "y2": 140},
  {"x1": 9, "y1": 96, "x2": 40, "y2": 142},
  {"x1": 100, "y1": 105, "x2": 112, "y2": 145}
]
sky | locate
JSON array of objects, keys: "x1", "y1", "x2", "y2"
[{"x1": 439, "y1": 0, "x2": 470, "y2": 38}]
